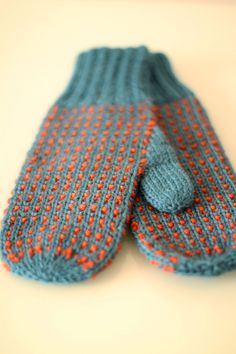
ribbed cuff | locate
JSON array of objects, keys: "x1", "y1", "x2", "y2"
[
  {"x1": 150, "y1": 53, "x2": 193, "y2": 104},
  {"x1": 58, "y1": 46, "x2": 152, "y2": 106}
]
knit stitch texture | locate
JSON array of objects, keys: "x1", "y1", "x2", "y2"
[
  {"x1": 131, "y1": 53, "x2": 236, "y2": 276},
  {"x1": 0, "y1": 47, "x2": 193, "y2": 283}
]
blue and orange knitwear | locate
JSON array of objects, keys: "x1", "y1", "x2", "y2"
[
  {"x1": 0, "y1": 47, "x2": 194, "y2": 283},
  {"x1": 131, "y1": 53, "x2": 236, "y2": 275}
]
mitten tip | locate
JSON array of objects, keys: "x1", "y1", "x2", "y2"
[
  {"x1": 141, "y1": 165, "x2": 194, "y2": 212},
  {"x1": 156, "y1": 184, "x2": 194, "y2": 212}
]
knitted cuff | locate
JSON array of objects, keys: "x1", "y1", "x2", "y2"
[
  {"x1": 150, "y1": 53, "x2": 194, "y2": 104},
  {"x1": 58, "y1": 46, "x2": 151, "y2": 106}
]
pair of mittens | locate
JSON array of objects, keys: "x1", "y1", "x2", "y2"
[{"x1": 0, "y1": 47, "x2": 235, "y2": 283}]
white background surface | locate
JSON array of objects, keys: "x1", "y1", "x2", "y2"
[{"x1": 0, "y1": 1, "x2": 236, "y2": 354}]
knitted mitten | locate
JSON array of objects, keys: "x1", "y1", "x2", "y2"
[
  {"x1": 0, "y1": 47, "x2": 193, "y2": 283},
  {"x1": 131, "y1": 53, "x2": 236, "y2": 276}
]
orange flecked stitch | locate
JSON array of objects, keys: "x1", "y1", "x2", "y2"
[
  {"x1": 131, "y1": 54, "x2": 236, "y2": 276},
  {"x1": 2, "y1": 47, "x2": 174, "y2": 283}
]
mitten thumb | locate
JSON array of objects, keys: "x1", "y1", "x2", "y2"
[{"x1": 141, "y1": 125, "x2": 194, "y2": 212}]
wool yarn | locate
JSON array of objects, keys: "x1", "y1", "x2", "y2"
[
  {"x1": 0, "y1": 47, "x2": 193, "y2": 283},
  {"x1": 131, "y1": 53, "x2": 236, "y2": 276}
]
